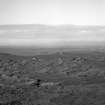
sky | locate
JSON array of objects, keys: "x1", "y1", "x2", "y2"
[
  {"x1": 0, "y1": 0, "x2": 105, "y2": 47},
  {"x1": 0, "y1": 0, "x2": 105, "y2": 25}
]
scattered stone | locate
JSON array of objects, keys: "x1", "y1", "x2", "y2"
[
  {"x1": 41, "y1": 82, "x2": 55, "y2": 87},
  {"x1": 57, "y1": 58, "x2": 63, "y2": 65},
  {"x1": 32, "y1": 57, "x2": 37, "y2": 64}
]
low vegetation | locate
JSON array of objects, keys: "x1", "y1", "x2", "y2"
[{"x1": 0, "y1": 51, "x2": 105, "y2": 105}]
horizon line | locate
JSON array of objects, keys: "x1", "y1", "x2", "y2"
[{"x1": 0, "y1": 23, "x2": 105, "y2": 27}]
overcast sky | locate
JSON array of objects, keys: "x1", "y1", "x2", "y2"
[
  {"x1": 0, "y1": 0, "x2": 105, "y2": 47},
  {"x1": 0, "y1": 0, "x2": 105, "y2": 25}
]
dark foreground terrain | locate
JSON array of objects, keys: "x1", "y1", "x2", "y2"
[{"x1": 0, "y1": 50, "x2": 105, "y2": 105}]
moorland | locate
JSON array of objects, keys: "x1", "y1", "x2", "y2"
[{"x1": 0, "y1": 47, "x2": 104, "y2": 105}]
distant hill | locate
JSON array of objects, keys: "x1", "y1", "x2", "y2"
[{"x1": 0, "y1": 24, "x2": 105, "y2": 53}]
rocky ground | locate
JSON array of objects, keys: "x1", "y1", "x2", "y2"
[{"x1": 0, "y1": 51, "x2": 105, "y2": 105}]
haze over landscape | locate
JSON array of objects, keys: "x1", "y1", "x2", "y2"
[
  {"x1": 0, "y1": 0, "x2": 104, "y2": 49},
  {"x1": 0, "y1": 25, "x2": 105, "y2": 48}
]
